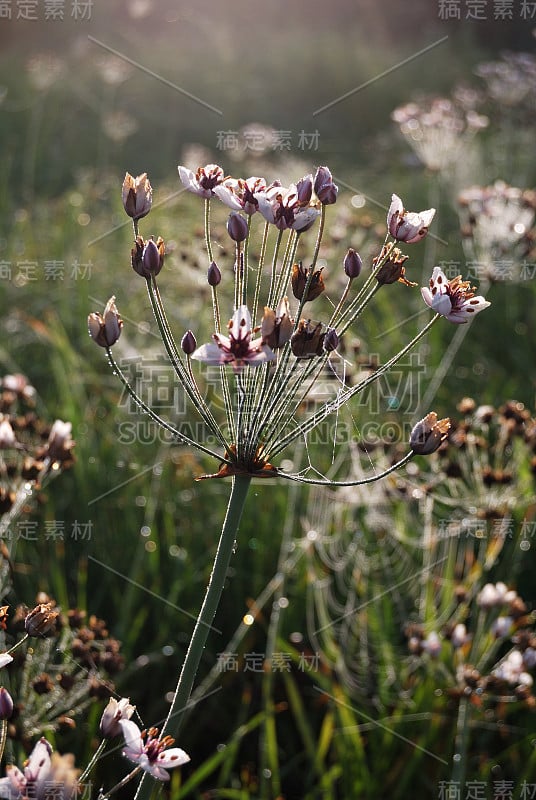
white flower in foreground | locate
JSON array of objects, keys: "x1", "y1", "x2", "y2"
[
  {"x1": 0, "y1": 738, "x2": 52, "y2": 799},
  {"x1": 387, "y1": 194, "x2": 435, "y2": 243},
  {"x1": 214, "y1": 176, "x2": 266, "y2": 214},
  {"x1": 421, "y1": 266, "x2": 491, "y2": 323},
  {"x1": 0, "y1": 653, "x2": 12, "y2": 669},
  {"x1": 178, "y1": 164, "x2": 224, "y2": 198},
  {"x1": 192, "y1": 305, "x2": 276, "y2": 369},
  {"x1": 119, "y1": 720, "x2": 190, "y2": 781}
]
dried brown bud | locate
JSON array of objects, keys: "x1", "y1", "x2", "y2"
[
  {"x1": 410, "y1": 412, "x2": 451, "y2": 455},
  {"x1": 261, "y1": 297, "x2": 293, "y2": 349},
  {"x1": 25, "y1": 602, "x2": 59, "y2": 638},
  {"x1": 374, "y1": 245, "x2": 414, "y2": 286},
  {"x1": 33, "y1": 673, "x2": 55, "y2": 695},
  {"x1": 291, "y1": 263, "x2": 325, "y2": 302},
  {"x1": 291, "y1": 319, "x2": 325, "y2": 358}
]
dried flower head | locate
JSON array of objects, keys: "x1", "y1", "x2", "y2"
[
  {"x1": 291, "y1": 263, "x2": 325, "y2": 302},
  {"x1": 410, "y1": 412, "x2": 451, "y2": 455},
  {"x1": 25, "y1": 602, "x2": 59, "y2": 637},
  {"x1": 374, "y1": 245, "x2": 413, "y2": 286},
  {"x1": 261, "y1": 298, "x2": 293, "y2": 350}
]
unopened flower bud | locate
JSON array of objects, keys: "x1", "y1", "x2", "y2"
[
  {"x1": 296, "y1": 174, "x2": 313, "y2": 205},
  {"x1": 88, "y1": 297, "x2": 123, "y2": 348},
  {"x1": 0, "y1": 687, "x2": 13, "y2": 719},
  {"x1": 226, "y1": 212, "x2": 249, "y2": 242},
  {"x1": 410, "y1": 412, "x2": 450, "y2": 455},
  {"x1": 323, "y1": 328, "x2": 340, "y2": 352},
  {"x1": 207, "y1": 261, "x2": 222, "y2": 286},
  {"x1": 291, "y1": 263, "x2": 325, "y2": 302},
  {"x1": 181, "y1": 330, "x2": 197, "y2": 355},
  {"x1": 343, "y1": 248, "x2": 362, "y2": 279},
  {"x1": 141, "y1": 237, "x2": 165, "y2": 277},
  {"x1": 25, "y1": 602, "x2": 59, "y2": 637},
  {"x1": 122, "y1": 172, "x2": 152, "y2": 220},
  {"x1": 314, "y1": 166, "x2": 338, "y2": 205},
  {"x1": 100, "y1": 697, "x2": 135, "y2": 739}
]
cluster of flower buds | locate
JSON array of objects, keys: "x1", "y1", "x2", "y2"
[{"x1": 89, "y1": 165, "x2": 492, "y2": 484}]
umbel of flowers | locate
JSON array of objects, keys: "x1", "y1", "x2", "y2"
[
  {"x1": 88, "y1": 165, "x2": 490, "y2": 800},
  {"x1": 89, "y1": 170, "x2": 490, "y2": 485}
]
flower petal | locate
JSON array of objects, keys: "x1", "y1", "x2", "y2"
[
  {"x1": 156, "y1": 747, "x2": 190, "y2": 768},
  {"x1": 119, "y1": 719, "x2": 143, "y2": 755}
]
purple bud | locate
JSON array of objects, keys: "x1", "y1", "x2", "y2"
[
  {"x1": 296, "y1": 174, "x2": 313, "y2": 205},
  {"x1": 142, "y1": 238, "x2": 162, "y2": 275},
  {"x1": 314, "y1": 166, "x2": 338, "y2": 205},
  {"x1": 226, "y1": 212, "x2": 249, "y2": 243},
  {"x1": 0, "y1": 687, "x2": 13, "y2": 720},
  {"x1": 207, "y1": 261, "x2": 222, "y2": 286},
  {"x1": 323, "y1": 328, "x2": 340, "y2": 352},
  {"x1": 343, "y1": 248, "x2": 362, "y2": 279},
  {"x1": 181, "y1": 330, "x2": 197, "y2": 355}
]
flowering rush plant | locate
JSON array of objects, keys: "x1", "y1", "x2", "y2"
[{"x1": 89, "y1": 166, "x2": 490, "y2": 798}]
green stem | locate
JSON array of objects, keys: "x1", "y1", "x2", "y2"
[
  {"x1": 134, "y1": 475, "x2": 252, "y2": 800},
  {"x1": 451, "y1": 695, "x2": 470, "y2": 791}
]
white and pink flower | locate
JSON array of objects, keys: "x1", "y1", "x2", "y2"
[
  {"x1": 421, "y1": 267, "x2": 491, "y2": 323},
  {"x1": 192, "y1": 306, "x2": 276, "y2": 369},
  {"x1": 387, "y1": 194, "x2": 435, "y2": 244},
  {"x1": 119, "y1": 720, "x2": 189, "y2": 781}
]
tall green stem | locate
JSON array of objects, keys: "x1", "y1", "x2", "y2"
[{"x1": 134, "y1": 475, "x2": 252, "y2": 800}]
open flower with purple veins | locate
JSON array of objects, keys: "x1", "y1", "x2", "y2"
[
  {"x1": 119, "y1": 720, "x2": 189, "y2": 781},
  {"x1": 192, "y1": 306, "x2": 276, "y2": 370},
  {"x1": 255, "y1": 179, "x2": 320, "y2": 231},
  {"x1": 214, "y1": 176, "x2": 266, "y2": 214},
  {"x1": 387, "y1": 194, "x2": 436, "y2": 243},
  {"x1": 178, "y1": 163, "x2": 225, "y2": 198},
  {"x1": 421, "y1": 266, "x2": 491, "y2": 323}
]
